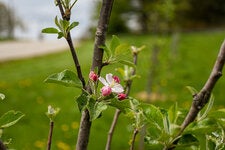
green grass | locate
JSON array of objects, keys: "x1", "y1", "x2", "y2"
[{"x1": 0, "y1": 30, "x2": 225, "y2": 150}]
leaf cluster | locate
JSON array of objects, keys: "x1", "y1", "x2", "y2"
[{"x1": 42, "y1": 17, "x2": 79, "y2": 39}]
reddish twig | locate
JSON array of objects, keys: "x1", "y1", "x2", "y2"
[
  {"x1": 47, "y1": 121, "x2": 54, "y2": 150},
  {"x1": 0, "y1": 140, "x2": 7, "y2": 150},
  {"x1": 130, "y1": 128, "x2": 139, "y2": 150},
  {"x1": 105, "y1": 109, "x2": 121, "y2": 150}
]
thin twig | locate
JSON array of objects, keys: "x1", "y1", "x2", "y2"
[
  {"x1": 105, "y1": 109, "x2": 121, "y2": 150},
  {"x1": 130, "y1": 128, "x2": 139, "y2": 150},
  {"x1": 76, "y1": 0, "x2": 114, "y2": 150},
  {"x1": 47, "y1": 121, "x2": 54, "y2": 150},
  {"x1": 169, "y1": 39, "x2": 225, "y2": 149},
  {"x1": 56, "y1": 0, "x2": 86, "y2": 88}
]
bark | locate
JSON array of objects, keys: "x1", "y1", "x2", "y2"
[
  {"x1": 180, "y1": 39, "x2": 225, "y2": 133},
  {"x1": 76, "y1": 0, "x2": 114, "y2": 150},
  {"x1": 169, "y1": 39, "x2": 225, "y2": 149}
]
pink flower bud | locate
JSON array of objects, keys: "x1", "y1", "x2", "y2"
[
  {"x1": 89, "y1": 71, "x2": 98, "y2": 81},
  {"x1": 118, "y1": 93, "x2": 126, "y2": 100},
  {"x1": 113, "y1": 76, "x2": 120, "y2": 83},
  {"x1": 101, "y1": 86, "x2": 112, "y2": 96}
]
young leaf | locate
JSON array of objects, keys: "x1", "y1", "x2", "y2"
[
  {"x1": 114, "y1": 44, "x2": 130, "y2": 56},
  {"x1": 55, "y1": 16, "x2": 62, "y2": 31},
  {"x1": 110, "y1": 35, "x2": 120, "y2": 53},
  {"x1": 100, "y1": 45, "x2": 111, "y2": 59},
  {"x1": 168, "y1": 103, "x2": 178, "y2": 124},
  {"x1": 118, "y1": 60, "x2": 136, "y2": 69},
  {"x1": 68, "y1": 21, "x2": 79, "y2": 31},
  {"x1": 141, "y1": 103, "x2": 164, "y2": 129},
  {"x1": 87, "y1": 98, "x2": 107, "y2": 121},
  {"x1": 109, "y1": 98, "x2": 131, "y2": 113},
  {"x1": 41, "y1": 27, "x2": 59, "y2": 34},
  {"x1": 0, "y1": 111, "x2": 24, "y2": 129},
  {"x1": 0, "y1": 93, "x2": 5, "y2": 100},
  {"x1": 57, "y1": 32, "x2": 64, "y2": 39},
  {"x1": 186, "y1": 86, "x2": 198, "y2": 96},
  {"x1": 44, "y1": 69, "x2": 82, "y2": 89},
  {"x1": 198, "y1": 94, "x2": 214, "y2": 121},
  {"x1": 76, "y1": 92, "x2": 89, "y2": 112}
]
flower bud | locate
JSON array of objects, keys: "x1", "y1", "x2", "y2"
[
  {"x1": 118, "y1": 93, "x2": 127, "y2": 100},
  {"x1": 113, "y1": 75, "x2": 120, "y2": 83},
  {"x1": 89, "y1": 71, "x2": 98, "y2": 81},
  {"x1": 101, "y1": 86, "x2": 112, "y2": 96}
]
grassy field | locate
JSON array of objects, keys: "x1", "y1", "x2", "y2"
[{"x1": 0, "y1": 30, "x2": 225, "y2": 150}]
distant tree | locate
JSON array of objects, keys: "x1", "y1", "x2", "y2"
[{"x1": 0, "y1": 2, "x2": 24, "y2": 39}]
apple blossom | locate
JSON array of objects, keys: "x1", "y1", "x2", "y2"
[
  {"x1": 113, "y1": 75, "x2": 120, "y2": 83},
  {"x1": 99, "y1": 73, "x2": 124, "y2": 95},
  {"x1": 89, "y1": 71, "x2": 98, "y2": 81},
  {"x1": 118, "y1": 93, "x2": 127, "y2": 100},
  {"x1": 101, "y1": 86, "x2": 112, "y2": 96}
]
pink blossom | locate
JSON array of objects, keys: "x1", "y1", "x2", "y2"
[
  {"x1": 99, "y1": 73, "x2": 124, "y2": 94},
  {"x1": 89, "y1": 71, "x2": 98, "y2": 81},
  {"x1": 113, "y1": 75, "x2": 120, "y2": 83},
  {"x1": 101, "y1": 86, "x2": 112, "y2": 96},
  {"x1": 118, "y1": 93, "x2": 127, "y2": 100}
]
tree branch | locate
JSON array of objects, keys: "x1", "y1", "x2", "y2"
[
  {"x1": 170, "y1": 39, "x2": 225, "y2": 149},
  {"x1": 76, "y1": 0, "x2": 114, "y2": 150},
  {"x1": 180, "y1": 39, "x2": 225, "y2": 133}
]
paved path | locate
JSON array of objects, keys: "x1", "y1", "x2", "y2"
[{"x1": 0, "y1": 40, "x2": 68, "y2": 62}]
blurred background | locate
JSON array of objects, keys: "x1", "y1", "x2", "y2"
[{"x1": 0, "y1": 0, "x2": 225, "y2": 150}]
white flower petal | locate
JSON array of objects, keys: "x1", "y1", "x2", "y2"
[
  {"x1": 112, "y1": 84, "x2": 124, "y2": 93},
  {"x1": 106, "y1": 73, "x2": 113, "y2": 84},
  {"x1": 99, "y1": 77, "x2": 108, "y2": 86}
]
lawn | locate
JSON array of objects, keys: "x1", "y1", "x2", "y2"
[{"x1": 0, "y1": 30, "x2": 225, "y2": 150}]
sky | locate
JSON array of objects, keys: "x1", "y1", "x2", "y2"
[{"x1": 0, "y1": 0, "x2": 96, "y2": 40}]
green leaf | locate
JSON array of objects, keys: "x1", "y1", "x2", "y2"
[
  {"x1": 55, "y1": 16, "x2": 62, "y2": 31},
  {"x1": 87, "y1": 98, "x2": 107, "y2": 121},
  {"x1": 118, "y1": 60, "x2": 136, "y2": 69},
  {"x1": 100, "y1": 45, "x2": 111, "y2": 59},
  {"x1": 141, "y1": 103, "x2": 164, "y2": 129},
  {"x1": 41, "y1": 27, "x2": 59, "y2": 34},
  {"x1": 0, "y1": 111, "x2": 24, "y2": 129},
  {"x1": 198, "y1": 94, "x2": 214, "y2": 121},
  {"x1": 209, "y1": 108, "x2": 225, "y2": 119},
  {"x1": 176, "y1": 134, "x2": 199, "y2": 148},
  {"x1": 0, "y1": 93, "x2": 5, "y2": 100},
  {"x1": 68, "y1": 21, "x2": 79, "y2": 31},
  {"x1": 186, "y1": 86, "x2": 198, "y2": 96},
  {"x1": 110, "y1": 35, "x2": 120, "y2": 53},
  {"x1": 76, "y1": 92, "x2": 89, "y2": 112},
  {"x1": 114, "y1": 44, "x2": 130, "y2": 56},
  {"x1": 168, "y1": 103, "x2": 178, "y2": 124},
  {"x1": 161, "y1": 109, "x2": 170, "y2": 134},
  {"x1": 61, "y1": 19, "x2": 70, "y2": 32},
  {"x1": 109, "y1": 98, "x2": 131, "y2": 113},
  {"x1": 57, "y1": 32, "x2": 64, "y2": 39},
  {"x1": 44, "y1": 69, "x2": 82, "y2": 89},
  {"x1": 185, "y1": 118, "x2": 218, "y2": 135}
]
